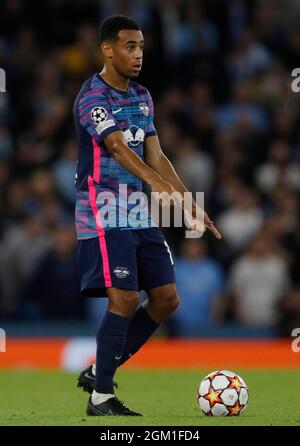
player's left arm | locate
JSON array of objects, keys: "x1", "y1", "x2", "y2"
[{"x1": 144, "y1": 135, "x2": 222, "y2": 239}]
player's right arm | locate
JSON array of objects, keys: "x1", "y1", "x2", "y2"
[
  {"x1": 78, "y1": 91, "x2": 175, "y2": 202},
  {"x1": 104, "y1": 131, "x2": 175, "y2": 199}
]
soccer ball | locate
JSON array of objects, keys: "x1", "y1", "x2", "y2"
[{"x1": 197, "y1": 370, "x2": 249, "y2": 416}]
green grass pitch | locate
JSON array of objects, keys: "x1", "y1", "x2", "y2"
[{"x1": 0, "y1": 369, "x2": 299, "y2": 426}]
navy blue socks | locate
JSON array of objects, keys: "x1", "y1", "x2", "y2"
[
  {"x1": 118, "y1": 306, "x2": 159, "y2": 366},
  {"x1": 95, "y1": 311, "x2": 130, "y2": 394},
  {"x1": 95, "y1": 307, "x2": 159, "y2": 393}
]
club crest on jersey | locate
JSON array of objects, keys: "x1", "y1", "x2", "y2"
[
  {"x1": 113, "y1": 267, "x2": 130, "y2": 279},
  {"x1": 124, "y1": 125, "x2": 145, "y2": 147},
  {"x1": 91, "y1": 107, "x2": 108, "y2": 124},
  {"x1": 139, "y1": 103, "x2": 149, "y2": 117}
]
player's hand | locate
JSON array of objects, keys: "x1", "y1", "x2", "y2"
[
  {"x1": 203, "y1": 210, "x2": 222, "y2": 240},
  {"x1": 150, "y1": 178, "x2": 182, "y2": 207},
  {"x1": 184, "y1": 206, "x2": 222, "y2": 240}
]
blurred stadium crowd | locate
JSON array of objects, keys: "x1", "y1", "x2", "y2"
[{"x1": 0, "y1": 0, "x2": 299, "y2": 336}]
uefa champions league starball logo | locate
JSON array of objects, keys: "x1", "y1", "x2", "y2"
[{"x1": 90, "y1": 107, "x2": 108, "y2": 124}]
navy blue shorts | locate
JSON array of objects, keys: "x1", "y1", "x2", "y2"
[{"x1": 77, "y1": 227, "x2": 176, "y2": 297}]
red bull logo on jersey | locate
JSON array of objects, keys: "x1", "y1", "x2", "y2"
[{"x1": 124, "y1": 125, "x2": 145, "y2": 147}]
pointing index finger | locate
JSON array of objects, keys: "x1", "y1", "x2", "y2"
[{"x1": 207, "y1": 222, "x2": 222, "y2": 240}]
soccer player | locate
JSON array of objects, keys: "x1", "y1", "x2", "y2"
[{"x1": 73, "y1": 15, "x2": 221, "y2": 416}]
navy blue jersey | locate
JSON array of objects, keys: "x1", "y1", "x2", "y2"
[{"x1": 73, "y1": 73, "x2": 156, "y2": 239}]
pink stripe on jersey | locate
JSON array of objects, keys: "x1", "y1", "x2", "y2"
[
  {"x1": 92, "y1": 139, "x2": 101, "y2": 183},
  {"x1": 87, "y1": 175, "x2": 112, "y2": 288}
]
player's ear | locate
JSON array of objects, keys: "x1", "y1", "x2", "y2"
[{"x1": 101, "y1": 42, "x2": 113, "y2": 59}]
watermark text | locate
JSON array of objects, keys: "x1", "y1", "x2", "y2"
[
  {"x1": 291, "y1": 328, "x2": 300, "y2": 352},
  {"x1": 0, "y1": 68, "x2": 6, "y2": 93},
  {"x1": 0, "y1": 329, "x2": 6, "y2": 352}
]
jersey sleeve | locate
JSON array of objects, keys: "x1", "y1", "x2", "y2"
[
  {"x1": 145, "y1": 91, "x2": 157, "y2": 137},
  {"x1": 78, "y1": 90, "x2": 121, "y2": 144}
]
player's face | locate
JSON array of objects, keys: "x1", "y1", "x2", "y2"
[{"x1": 111, "y1": 30, "x2": 144, "y2": 79}]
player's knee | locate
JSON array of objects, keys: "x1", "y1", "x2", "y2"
[
  {"x1": 109, "y1": 292, "x2": 139, "y2": 315},
  {"x1": 121, "y1": 293, "x2": 140, "y2": 311},
  {"x1": 160, "y1": 292, "x2": 180, "y2": 315}
]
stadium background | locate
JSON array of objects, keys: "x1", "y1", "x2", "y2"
[{"x1": 0, "y1": 0, "x2": 300, "y2": 374}]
